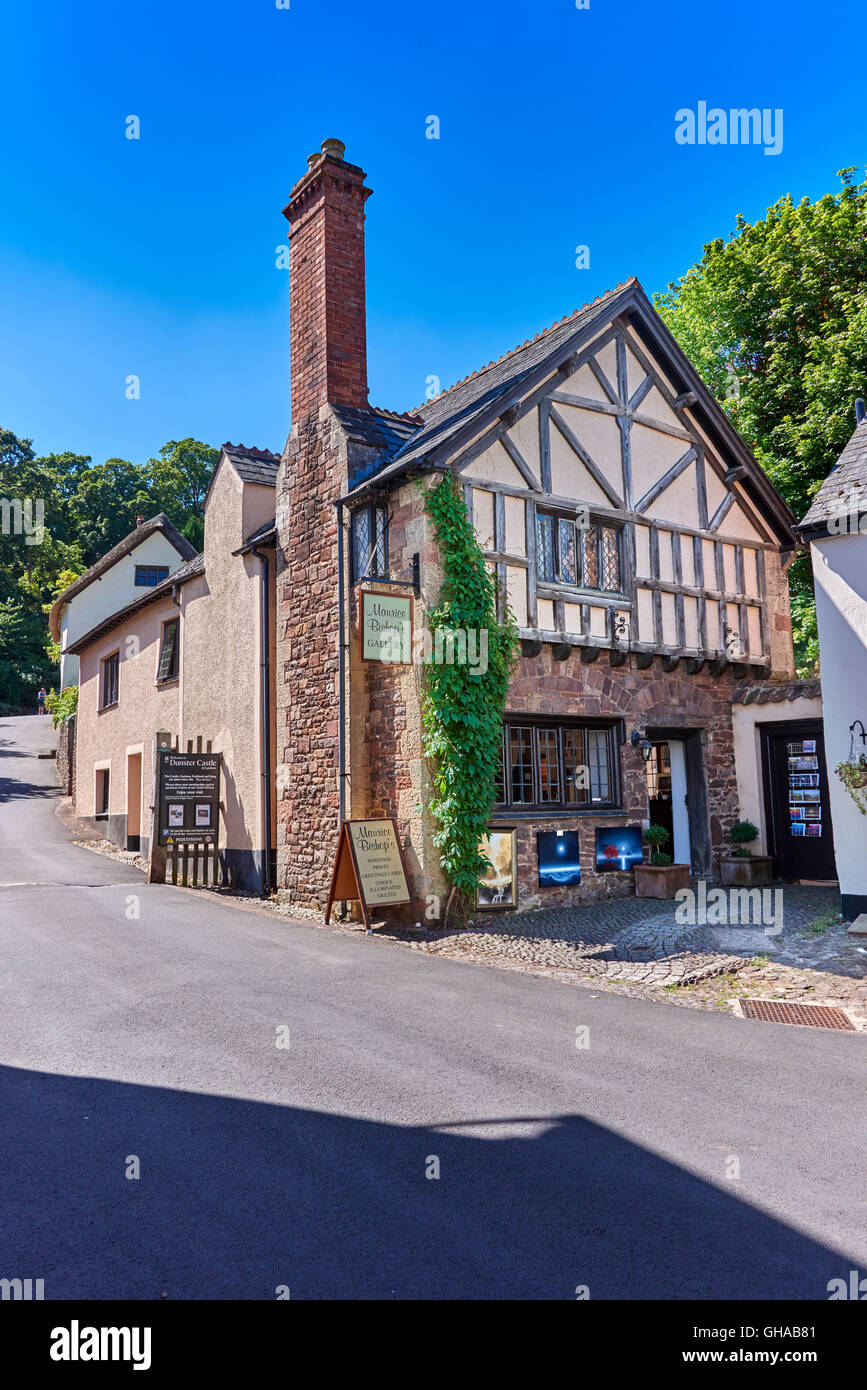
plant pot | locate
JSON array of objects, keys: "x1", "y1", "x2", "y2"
[
  {"x1": 634, "y1": 863, "x2": 691, "y2": 899},
  {"x1": 719, "y1": 853, "x2": 774, "y2": 887}
]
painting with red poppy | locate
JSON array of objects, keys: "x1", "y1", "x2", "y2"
[{"x1": 595, "y1": 826, "x2": 642, "y2": 872}]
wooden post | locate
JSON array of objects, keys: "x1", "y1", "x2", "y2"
[{"x1": 146, "y1": 730, "x2": 172, "y2": 884}]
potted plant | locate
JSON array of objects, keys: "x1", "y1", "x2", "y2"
[
  {"x1": 835, "y1": 756, "x2": 867, "y2": 815},
  {"x1": 719, "y1": 819, "x2": 774, "y2": 886},
  {"x1": 634, "y1": 824, "x2": 690, "y2": 899}
]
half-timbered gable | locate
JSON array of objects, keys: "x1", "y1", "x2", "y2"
[{"x1": 416, "y1": 281, "x2": 796, "y2": 673}]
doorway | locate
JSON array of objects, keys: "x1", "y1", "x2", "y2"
[
  {"x1": 126, "y1": 752, "x2": 142, "y2": 852},
  {"x1": 646, "y1": 739, "x2": 691, "y2": 867},
  {"x1": 761, "y1": 721, "x2": 836, "y2": 881}
]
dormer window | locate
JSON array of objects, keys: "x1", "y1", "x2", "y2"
[
  {"x1": 536, "y1": 512, "x2": 621, "y2": 593},
  {"x1": 351, "y1": 504, "x2": 388, "y2": 581},
  {"x1": 135, "y1": 565, "x2": 169, "y2": 587}
]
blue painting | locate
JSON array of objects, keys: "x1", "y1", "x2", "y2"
[
  {"x1": 596, "y1": 826, "x2": 643, "y2": 872},
  {"x1": 537, "y1": 830, "x2": 581, "y2": 886}
]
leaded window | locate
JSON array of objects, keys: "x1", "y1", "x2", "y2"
[
  {"x1": 157, "y1": 619, "x2": 179, "y2": 683},
  {"x1": 535, "y1": 512, "x2": 621, "y2": 593},
  {"x1": 351, "y1": 504, "x2": 388, "y2": 581}
]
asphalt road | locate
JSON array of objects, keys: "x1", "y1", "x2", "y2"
[{"x1": 1, "y1": 714, "x2": 865, "y2": 1300}]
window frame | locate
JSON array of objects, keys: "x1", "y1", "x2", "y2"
[
  {"x1": 100, "y1": 651, "x2": 120, "y2": 710},
  {"x1": 135, "y1": 564, "x2": 170, "y2": 587},
  {"x1": 95, "y1": 765, "x2": 110, "y2": 818},
  {"x1": 156, "y1": 617, "x2": 180, "y2": 685},
  {"x1": 535, "y1": 510, "x2": 623, "y2": 596},
  {"x1": 493, "y1": 716, "x2": 623, "y2": 814},
  {"x1": 350, "y1": 502, "x2": 389, "y2": 583}
]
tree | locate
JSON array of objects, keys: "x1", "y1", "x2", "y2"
[
  {"x1": 145, "y1": 438, "x2": 218, "y2": 547},
  {"x1": 0, "y1": 426, "x2": 218, "y2": 709},
  {"x1": 68, "y1": 457, "x2": 153, "y2": 562},
  {"x1": 654, "y1": 168, "x2": 867, "y2": 674}
]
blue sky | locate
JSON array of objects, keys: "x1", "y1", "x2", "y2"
[{"x1": 1, "y1": 0, "x2": 863, "y2": 466}]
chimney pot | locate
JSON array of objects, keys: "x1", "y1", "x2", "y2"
[
  {"x1": 856, "y1": 397, "x2": 866, "y2": 425},
  {"x1": 136, "y1": 515, "x2": 145, "y2": 527},
  {"x1": 284, "y1": 140, "x2": 371, "y2": 422},
  {"x1": 307, "y1": 152, "x2": 321, "y2": 170}
]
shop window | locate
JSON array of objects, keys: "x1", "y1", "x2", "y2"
[
  {"x1": 100, "y1": 652, "x2": 119, "y2": 708},
  {"x1": 157, "y1": 618, "x2": 179, "y2": 684},
  {"x1": 494, "y1": 719, "x2": 620, "y2": 811},
  {"x1": 135, "y1": 565, "x2": 169, "y2": 587},
  {"x1": 535, "y1": 512, "x2": 621, "y2": 593},
  {"x1": 351, "y1": 504, "x2": 388, "y2": 581}
]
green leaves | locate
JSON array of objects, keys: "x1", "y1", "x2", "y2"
[
  {"x1": 421, "y1": 474, "x2": 519, "y2": 910},
  {"x1": 655, "y1": 169, "x2": 867, "y2": 675},
  {"x1": 0, "y1": 425, "x2": 218, "y2": 709}
]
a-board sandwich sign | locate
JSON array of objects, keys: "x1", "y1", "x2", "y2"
[{"x1": 324, "y1": 818, "x2": 412, "y2": 928}]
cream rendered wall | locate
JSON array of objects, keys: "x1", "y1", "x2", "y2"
[
  {"x1": 732, "y1": 694, "x2": 824, "y2": 855},
  {"x1": 181, "y1": 465, "x2": 276, "y2": 874},
  {"x1": 60, "y1": 532, "x2": 187, "y2": 688},
  {"x1": 811, "y1": 533, "x2": 867, "y2": 905},
  {"x1": 75, "y1": 597, "x2": 181, "y2": 826}
]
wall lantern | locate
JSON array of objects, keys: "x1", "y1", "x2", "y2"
[{"x1": 631, "y1": 730, "x2": 654, "y2": 763}]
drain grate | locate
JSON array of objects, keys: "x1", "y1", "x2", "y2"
[{"x1": 741, "y1": 999, "x2": 855, "y2": 1030}]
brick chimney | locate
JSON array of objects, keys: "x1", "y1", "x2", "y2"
[{"x1": 283, "y1": 138, "x2": 372, "y2": 423}]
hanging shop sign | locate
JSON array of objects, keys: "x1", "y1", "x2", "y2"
[
  {"x1": 325, "y1": 818, "x2": 412, "y2": 928},
  {"x1": 157, "y1": 750, "x2": 220, "y2": 845},
  {"x1": 359, "y1": 590, "x2": 413, "y2": 664}
]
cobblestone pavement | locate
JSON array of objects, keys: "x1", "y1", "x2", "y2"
[{"x1": 375, "y1": 884, "x2": 867, "y2": 1022}]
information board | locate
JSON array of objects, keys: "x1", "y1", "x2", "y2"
[{"x1": 157, "y1": 750, "x2": 220, "y2": 845}]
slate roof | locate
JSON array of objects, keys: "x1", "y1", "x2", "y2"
[
  {"x1": 66, "y1": 553, "x2": 206, "y2": 657},
  {"x1": 48, "y1": 513, "x2": 198, "y2": 641},
  {"x1": 799, "y1": 420, "x2": 867, "y2": 535},
  {"x1": 345, "y1": 280, "x2": 637, "y2": 496},
  {"x1": 731, "y1": 678, "x2": 822, "y2": 706},
  {"x1": 221, "y1": 442, "x2": 281, "y2": 487},
  {"x1": 337, "y1": 407, "x2": 422, "y2": 489},
  {"x1": 234, "y1": 518, "x2": 277, "y2": 553}
]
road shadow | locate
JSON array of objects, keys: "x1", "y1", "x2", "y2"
[{"x1": 0, "y1": 1062, "x2": 857, "y2": 1300}]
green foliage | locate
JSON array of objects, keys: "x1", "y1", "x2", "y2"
[
  {"x1": 0, "y1": 425, "x2": 218, "y2": 710},
  {"x1": 730, "y1": 819, "x2": 759, "y2": 845},
  {"x1": 834, "y1": 756, "x2": 867, "y2": 815},
  {"x1": 655, "y1": 168, "x2": 867, "y2": 676},
  {"x1": 643, "y1": 823, "x2": 672, "y2": 867},
  {"x1": 45, "y1": 684, "x2": 78, "y2": 728},
  {"x1": 420, "y1": 474, "x2": 519, "y2": 914}
]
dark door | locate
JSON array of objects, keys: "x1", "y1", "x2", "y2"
[{"x1": 761, "y1": 721, "x2": 837, "y2": 881}]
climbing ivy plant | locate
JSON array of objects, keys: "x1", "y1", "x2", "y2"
[{"x1": 421, "y1": 473, "x2": 519, "y2": 921}]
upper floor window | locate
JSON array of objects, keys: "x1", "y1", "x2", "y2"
[
  {"x1": 494, "y1": 719, "x2": 621, "y2": 812},
  {"x1": 351, "y1": 504, "x2": 388, "y2": 582},
  {"x1": 135, "y1": 565, "x2": 169, "y2": 587},
  {"x1": 100, "y1": 652, "x2": 119, "y2": 709},
  {"x1": 536, "y1": 513, "x2": 621, "y2": 593},
  {"x1": 157, "y1": 618, "x2": 179, "y2": 684}
]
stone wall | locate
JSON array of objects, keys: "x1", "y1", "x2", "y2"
[
  {"x1": 497, "y1": 649, "x2": 741, "y2": 910},
  {"x1": 56, "y1": 716, "x2": 76, "y2": 798}
]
